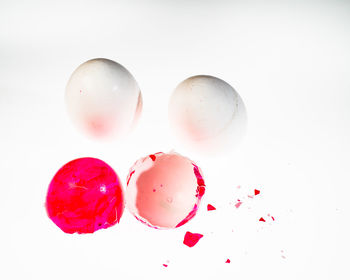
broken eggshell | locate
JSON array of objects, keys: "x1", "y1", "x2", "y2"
[{"x1": 125, "y1": 152, "x2": 205, "y2": 229}]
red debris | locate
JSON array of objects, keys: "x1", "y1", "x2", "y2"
[
  {"x1": 235, "y1": 200, "x2": 242, "y2": 208},
  {"x1": 271, "y1": 216, "x2": 275, "y2": 221},
  {"x1": 183, "y1": 231, "x2": 203, "y2": 247},
  {"x1": 193, "y1": 164, "x2": 205, "y2": 186},
  {"x1": 254, "y1": 189, "x2": 260, "y2": 195},
  {"x1": 163, "y1": 264, "x2": 168, "y2": 267},
  {"x1": 149, "y1": 155, "x2": 156, "y2": 161},
  {"x1": 207, "y1": 204, "x2": 216, "y2": 211},
  {"x1": 225, "y1": 259, "x2": 231, "y2": 263},
  {"x1": 196, "y1": 186, "x2": 205, "y2": 198},
  {"x1": 127, "y1": 170, "x2": 135, "y2": 186},
  {"x1": 259, "y1": 217, "x2": 266, "y2": 222}
]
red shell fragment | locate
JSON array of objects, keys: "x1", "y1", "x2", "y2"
[
  {"x1": 235, "y1": 200, "x2": 242, "y2": 208},
  {"x1": 193, "y1": 164, "x2": 205, "y2": 187},
  {"x1": 183, "y1": 231, "x2": 203, "y2": 247},
  {"x1": 225, "y1": 259, "x2": 231, "y2": 263},
  {"x1": 207, "y1": 204, "x2": 216, "y2": 211},
  {"x1": 259, "y1": 217, "x2": 266, "y2": 222},
  {"x1": 254, "y1": 189, "x2": 260, "y2": 195},
  {"x1": 126, "y1": 170, "x2": 135, "y2": 186},
  {"x1": 196, "y1": 185, "x2": 206, "y2": 198},
  {"x1": 149, "y1": 154, "x2": 156, "y2": 161}
]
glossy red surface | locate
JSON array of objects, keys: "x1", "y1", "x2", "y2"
[{"x1": 46, "y1": 157, "x2": 124, "y2": 234}]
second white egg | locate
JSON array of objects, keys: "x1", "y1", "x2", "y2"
[{"x1": 168, "y1": 75, "x2": 247, "y2": 154}]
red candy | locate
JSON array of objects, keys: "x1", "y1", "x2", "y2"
[
  {"x1": 207, "y1": 204, "x2": 216, "y2": 211},
  {"x1": 45, "y1": 157, "x2": 124, "y2": 234},
  {"x1": 183, "y1": 231, "x2": 204, "y2": 247}
]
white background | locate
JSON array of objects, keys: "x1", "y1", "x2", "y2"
[{"x1": 0, "y1": 0, "x2": 349, "y2": 279}]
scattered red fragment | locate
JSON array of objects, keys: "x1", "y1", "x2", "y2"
[
  {"x1": 225, "y1": 259, "x2": 231, "y2": 263},
  {"x1": 271, "y1": 216, "x2": 275, "y2": 221},
  {"x1": 163, "y1": 264, "x2": 168, "y2": 267},
  {"x1": 207, "y1": 204, "x2": 216, "y2": 211},
  {"x1": 235, "y1": 201, "x2": 242, "y2": 208},
  {"x1": 149, "y1": 155, "x2": 156, "y2": 161},
  {"x1": 183, "y1": 231, "x2": 203, "y2": 247},
  {"x1": 254, "y1": 189, "x2": 260, "y2": 195},
  {"x1": 259, "y1": 217, "x2": 266, "y2": 222},
  {"x1": 247, "y1": 195, "x2": 254, "y2": 199}
]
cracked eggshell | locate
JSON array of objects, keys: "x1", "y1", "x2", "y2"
[{"x1": 125, "y1": 152, "x2": 205, "y2": 229}]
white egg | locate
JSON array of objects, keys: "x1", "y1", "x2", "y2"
[
  {"x1": 65, "y1": 58, "x2": 142, "y2": 139},
  {"x1": 168, "y1": 75, "x2": 247, "y2": 155}
]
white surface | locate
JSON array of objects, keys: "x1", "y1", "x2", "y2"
[{"x1": 0, "y1": 1, "x2": 349, "y2": 280}]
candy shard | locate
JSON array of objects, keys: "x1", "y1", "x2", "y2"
[
  {"x1": 207, "y1": 204, "x2": 216, "y2": 211},
  {"x1": 193, "y1": 164, "x2": 205, "y2": 186},
  {"x1": 149, "y1": 155, "x2": 156, "y2": 161},
  {"x1": 183, "y1": 231, "x2": 203, "y2": 247},
  {"x1": 235, "y1": 201, "x2": 242, "y2": 208},
  {"x1": 126, "y1": 170, "x2": 135, "y2": 186},
  {"x1": 196, "y1": 186, "x2": 206, "y2": 198}
]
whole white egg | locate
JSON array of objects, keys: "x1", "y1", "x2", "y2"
[
  {"x1": 168, "y1": 75, "x2": 247, "y2": 154},
  {"x1": 65, "y1": 58, "x2": 142, "y2": 139}
]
